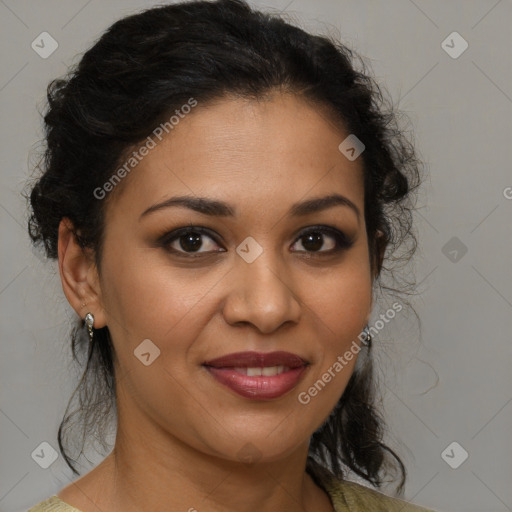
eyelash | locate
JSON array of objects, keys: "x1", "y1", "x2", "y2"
[{"x1": 157, "y1": 225, "x2": 354, "y2": 259}]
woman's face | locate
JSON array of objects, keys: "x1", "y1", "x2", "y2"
[{"x1": 94, "y1": 93, "x2": 373, "y2": 464}]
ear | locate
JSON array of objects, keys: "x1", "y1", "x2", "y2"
[{"x1": 57, "y1": 218, "x2": 107, "y2": 329}]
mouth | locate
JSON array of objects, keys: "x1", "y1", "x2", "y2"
[{"x1": 202, "y1": 351, "x2": 310, "y2": 400}]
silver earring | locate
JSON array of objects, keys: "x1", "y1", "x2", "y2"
[
  {"x1": 85, "y1": 312, "x2": 95, "y2": 342},
  {"x1": 361, "y1": 325, "x2": 372, "y2": 348}
]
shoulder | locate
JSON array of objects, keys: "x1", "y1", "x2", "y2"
[
  {"x1": 27, "y1": 496, "x2": 84, "y2": 512},
  {"x1": 306, "y1": 458, "x2": 438, "y2": 512},
  {"x1": 329, "y1": 478, "x2": 438, "y2": 512}
]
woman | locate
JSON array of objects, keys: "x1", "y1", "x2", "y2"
[{"x1": 26, "y1": 1, "x2": 437, "y2": 511}]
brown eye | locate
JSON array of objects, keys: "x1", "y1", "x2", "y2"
[
  {"x1": 176, "y1": 232, "x2": 205, "y2": 252},
  {"x1": 291, "y1": 226, "x2": 353, "y2": 255},
  {"x1": 158, "y1": 225, "x2": 353, "y2": 259},
  {"x1": 160, "y1": 227, "x2": 225, "y2": 256}
]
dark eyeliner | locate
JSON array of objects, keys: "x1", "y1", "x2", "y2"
[
  {"x1": 157, "y1": 224, "x2": 354, "y2": 258},
  {"x1": 157, "y1": 226, "x2": 224, "y2": 257},
  {"x1": 295, "y1": 225, "x2": 355, "y2": 254}
]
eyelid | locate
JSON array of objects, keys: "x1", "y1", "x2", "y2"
[
  {"x1": 294, "y1": 224, "x2": 353, "y2": 243},
  {"x1": 158, "y1": 224, "x2": 354, "y2": 256},
  {"x1": 157, "y1": 226, "x2": 223, "y2": 255}
]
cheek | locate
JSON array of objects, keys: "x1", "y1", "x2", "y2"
[
  {"x1": 295, "y1": 271, "x2": 371, "y2": 430},
  {"x1": 306, "y1": 257, "x2": 372, "y2": 334},
  {"x1": 300, "y1": 252, "x2": 372, "y2": 400},
  {"x1": 100, "y1": 247, "x2": 204, "y2": 334},
  {"x1": 99, "y1": 253, "x2": 210, "y2": 419},
  {"x1": 99, "y1": 247, "x2": 228, "y2": 384}
]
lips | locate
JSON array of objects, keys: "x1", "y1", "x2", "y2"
[
  {"x1": 203, "y1": 351, "x2": 307, "y2": 369},
  {"x1": 203, "y1": 351, "x2": 309, "y2": 400}
]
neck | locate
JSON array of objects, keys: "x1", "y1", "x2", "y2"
[{"x1": 104, "y1": 420, "x2": 332, "y2": 512}]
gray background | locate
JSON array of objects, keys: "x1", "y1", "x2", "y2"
[{"x1": 1, "y1": 1, "x2": 511, "y2": 511}]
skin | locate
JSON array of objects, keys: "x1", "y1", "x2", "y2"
[{"x1": 56, "y1": 92, "x2": 380, "y2": 512}]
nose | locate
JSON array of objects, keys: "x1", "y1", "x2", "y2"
[{"x1": 222, "y1": 248, "x2": 302, "y2": 334}]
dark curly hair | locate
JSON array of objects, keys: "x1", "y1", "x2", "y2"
[{"x1": 26, "y1": 0, "x2": 422, "y2": 496}]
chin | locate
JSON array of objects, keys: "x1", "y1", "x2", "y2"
[{"x1": 204, "y1": 427, "x2": 307, "y2": 465}]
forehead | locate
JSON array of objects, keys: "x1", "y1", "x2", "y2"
[{"x1": 104, "y1": 93, "x2": 365, "y2": 222}]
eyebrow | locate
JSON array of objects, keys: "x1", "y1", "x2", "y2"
[{"x1": 139, "y1": 193, "x2": 360, "y2": 222}]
